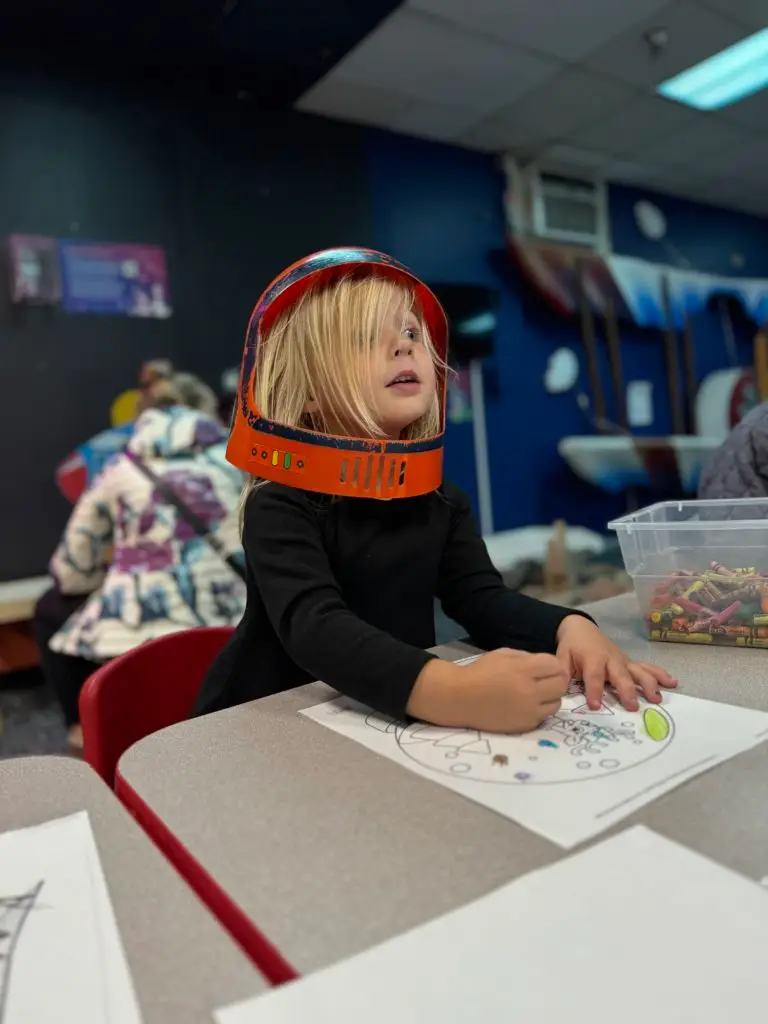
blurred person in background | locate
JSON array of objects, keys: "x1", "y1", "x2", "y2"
[
  {"x1": 138, "y1": 360, "x2": 220, "y2": 418},
  {"x1": 55, "y1": 359, "x2": 222, "y2": 504},
  {"x1": 34, "y1": 372, "x2": 245, "y2": 752},
  {"x1": 698, "y1": 400, "x2": 768, "y2": 500}
]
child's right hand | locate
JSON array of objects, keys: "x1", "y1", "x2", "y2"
[{"x1": 408, "y1": 649, "x2": 569, "y2": 734}]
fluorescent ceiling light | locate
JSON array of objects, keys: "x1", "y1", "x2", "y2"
[{"x1": 657, "y1": 27, "x2": 768, "y2": 110}]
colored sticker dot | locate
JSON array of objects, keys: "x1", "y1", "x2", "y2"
[{"x1": 538, "y1": 739, "x2": 558, "y2": 749}]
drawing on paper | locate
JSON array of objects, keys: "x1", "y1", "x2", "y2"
[
  {"x1": 0, "y1": 813, "x2": 143, "y2": 1024},
  {"x1": 304, "y1": 673, "x2": 768, "y2": 849},
  {"x1": 0, "y1": 882, "x2": 44, "y2": 1022},
  {"x1": 362, "y1": 682, "x2": 674, "y2": 786}
]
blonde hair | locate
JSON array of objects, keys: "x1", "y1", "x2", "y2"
[
  {"x1": 140, "y1": 358, "x2": 174, "y2": 385},
  {"x1": 241, "y1": 273, "x2": 445, "y2": 513},
  {"x1": 144, "y1": 372, "x2": 220, "y2": 418}
]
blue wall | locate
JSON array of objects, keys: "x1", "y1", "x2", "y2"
[
  {"x1": 610, "y1": 184, "x2": 768, "y2": 277},
  {"x1": 366, "y1": 128, "x2": 766, "y2": 534},
  {"x1": 366, "y1": 131, "x2": 503, "y2": 511}
]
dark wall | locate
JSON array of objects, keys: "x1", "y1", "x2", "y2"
[{"x1": 0, "y1": 74, "x2": 372, "y2": 579}]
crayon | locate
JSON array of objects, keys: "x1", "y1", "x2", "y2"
[
  {"x1": 676, "y1": 597, "x2": 710, "y2": 615},
  {"x1": 735, "y1": 601, "x2": 761, "y2": 621},
  {"x1": 646, "y1": 564, "x2": 768, "y2": 647},
  {"x1": 663, "y1": 630, "x2": 713, "y2": 643},
  {"x1": 712, "y1": 601, "x2": 742, "y2": 626}
]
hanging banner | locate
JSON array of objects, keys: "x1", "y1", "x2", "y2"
[
  {"x1": 508, "y1": 238, "x2": 768, "y2": 330},
  {"x1": 7, "y1": 234, "x2": 62, "y2": 304},
  {"x1": 606, "y1": 254, "x2": 768, "y2": 330},
  {"x1": 59, "y1": 241, "x2": 172, "y2": 318}
]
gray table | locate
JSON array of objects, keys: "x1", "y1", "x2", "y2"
[
  {"x1": 117, "y1": 593, "x2": 768, "y2": 975},
  {"x1": 0, "y1": 756, "x2": 266, "y2": 1022}
]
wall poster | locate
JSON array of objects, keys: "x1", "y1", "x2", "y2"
[
  {"x1": 7, "y1": 234, "x2": 62, "y2": 304},
  {"x1": 59, "y1": 241, "x2": 172, "y2": 318}
]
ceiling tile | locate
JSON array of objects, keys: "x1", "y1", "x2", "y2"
[
  {"x1": 712, "y1": 149, "x2": 768, "y2": 186},
  {"x1": 629, "y1": 117, "x2": 753, "y2": 169},
  {"x1": 539, "y1": 143, "x2": 615, "y2": 170},
  {"x1": 704, "y1": 183, "x2": 768, "y2": 214},
  {"x1": 585, "y1": 1, "x2": 750, "y2": 90},
  {"x1": 700, "y1": 0, "x2": 768, "y2": 29},
  {"x1": 326, "y1": 8, "x2": 562, "y2": 114},
  {"x1": 295, "y1": 77, "x2": 412, "y2": 124},
  {"x1": 602, "y1": 159, "x2": 673, "y2": 183},
  {"x1": 575, "y1": 94, "x2": 698, "y2": 156},
  {"x1": 640, "y1": 169, "x2": 720, "y2": 192},
  {"x1": 458, "y1": 117, "x2": 549, "y2": 153},
  {"x1": 388, "y1": 101, "x2": 482, "y2": 142},
  {"x1": 719, "y1": 88, "x2": 768, "y2": 133},
  {"x1": 458, "y1": 70, "x2": 638, "y2": 158},
  {"x1": 406, "y1": 0, "x2": 672, "y2": 62},
  {"x1": 492, "y1": 68, "x2": 637, "y2": 139},
  {"x1": 458, "y1": 121, "x2": 519, "y2": 152}
]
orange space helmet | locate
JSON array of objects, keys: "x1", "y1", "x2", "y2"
[{"x1": 226, "y1": 247, "x2": 449, "y2": 499}]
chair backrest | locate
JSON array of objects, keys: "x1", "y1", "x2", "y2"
[{"x1": 80, "y1": 626, "x2": 233, "y2": 787}]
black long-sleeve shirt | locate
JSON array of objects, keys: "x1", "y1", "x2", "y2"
[{"x1": 192, "y1": 481, "x2": 586, "y2": 718}]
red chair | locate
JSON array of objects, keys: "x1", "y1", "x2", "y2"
[{"x1": 79, "y1": 626, "x2": 233, "y2": 787}]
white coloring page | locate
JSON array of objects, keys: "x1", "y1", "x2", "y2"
[{"x1": 300, "y1": 678, "x2": 768, "y2": 848}]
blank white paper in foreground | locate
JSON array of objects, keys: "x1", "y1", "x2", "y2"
[
  {"x1": 216, "y1": 826, "x2": 768, "y2": 1024},
  {"x1": 300, "y1": 685, "x2": 768, "y2": 848},
  {"x1": 0, "y1": 811, "x2": 142, "y2": 1023}
]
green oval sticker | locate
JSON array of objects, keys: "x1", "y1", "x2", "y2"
[{"x1": 643, "y1": 707, "x2": 670, "y2": 742}]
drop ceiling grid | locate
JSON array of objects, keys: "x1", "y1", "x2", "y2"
[{"x1": 296, "y1": 0, "x2": 768, "y2": 214}]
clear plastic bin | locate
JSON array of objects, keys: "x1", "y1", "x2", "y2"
[{"x1": 608, "y1": 499, "x2": 768, "y2": 649}]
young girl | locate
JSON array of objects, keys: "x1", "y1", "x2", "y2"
[{"x1": 193, "y1": 248, "x2": 675, "y2": 731}]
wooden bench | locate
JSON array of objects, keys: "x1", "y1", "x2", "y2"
[{"x1": 0, "y1": 576, "x2": 50, "y2": 674}]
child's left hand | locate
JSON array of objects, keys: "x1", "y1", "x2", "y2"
[{"x1": 556, "y1": 615, "x2": 677, "y2": 713}]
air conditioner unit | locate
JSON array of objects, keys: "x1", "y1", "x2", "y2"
[{"x1": 503, "y1": 156, "x2": 611, "y2": 253}]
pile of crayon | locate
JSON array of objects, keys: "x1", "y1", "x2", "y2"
[{"x1": 646, "y1": 562, "x2": 768, "y2": 648}]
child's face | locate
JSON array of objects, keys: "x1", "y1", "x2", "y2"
[{"x1": 368, "y1": 302, "x2": 437, "y2": 439}]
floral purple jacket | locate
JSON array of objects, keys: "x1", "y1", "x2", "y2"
[
  {"x1": 698, "y1": 402, "x2": 768, "y2": 501},
  {"x1": 49, "y1": 406, "x2": 246, "y2": 660}
]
